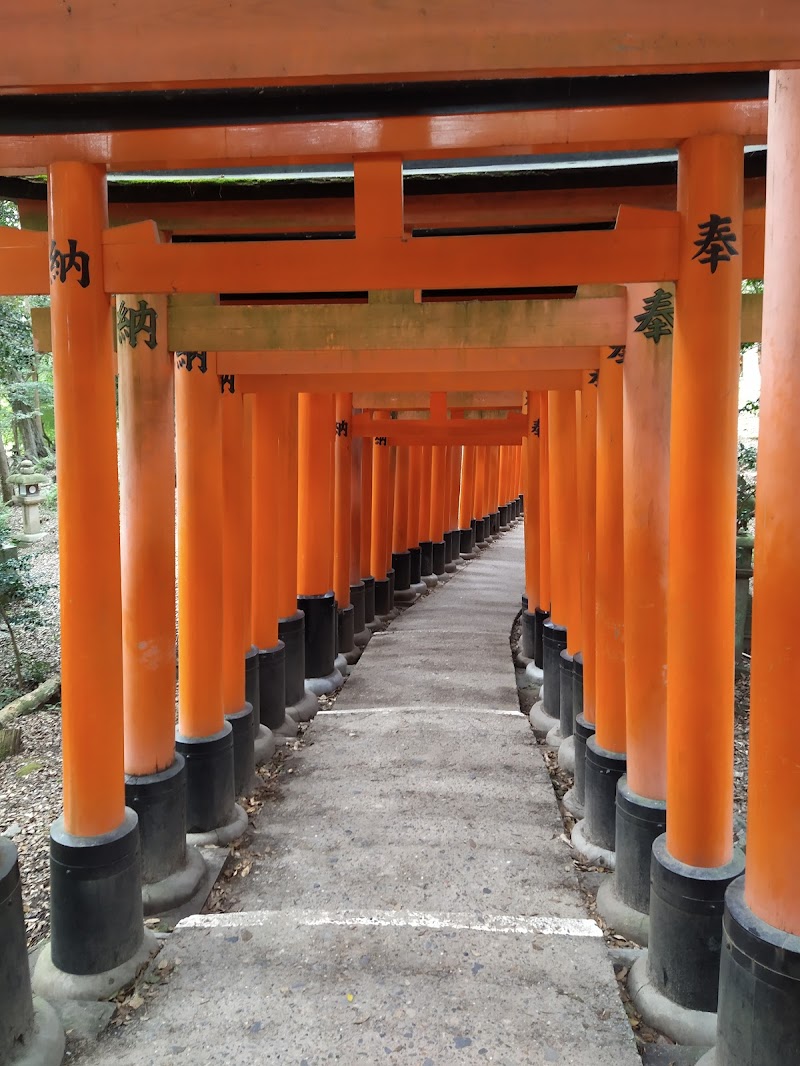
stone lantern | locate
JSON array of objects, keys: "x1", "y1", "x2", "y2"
[{"x1": 9, "y1": 459, "x2": 46, "y2": 543}]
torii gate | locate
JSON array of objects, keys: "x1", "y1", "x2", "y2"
[{"x1": 0, "y1": 12, "x2": 799, "y2": 1064}]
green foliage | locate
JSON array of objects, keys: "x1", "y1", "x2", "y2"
[
  {"x1": 0, "y1": 200, "x2": 53, "y2": 462},
  {"x1": 0, "y1": 504, "x2": 46, "y2": 690},
  {"x1": 737, "y1": 441, "x2": 758, "y2": 536}
]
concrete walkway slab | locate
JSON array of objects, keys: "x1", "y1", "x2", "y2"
[{"x1": 79, "y1": 528, "x2": 640, "y2": 1066}]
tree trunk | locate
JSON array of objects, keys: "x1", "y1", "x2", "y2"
[{"x1": 0, "y1": 441, "x2": 11, "y2": 503}]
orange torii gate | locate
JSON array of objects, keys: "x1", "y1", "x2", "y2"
[{"x1": 0, "y1": 16, "x2": 799, "y2": 1063}]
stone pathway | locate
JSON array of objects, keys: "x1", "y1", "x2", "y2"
[{"x1": 81, "y1": 527, "x2": 639, "y2": 1065}]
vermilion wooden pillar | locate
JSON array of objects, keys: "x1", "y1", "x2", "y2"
[
  {"x1": 709, "y1": 71, "x2": 800, "y2": 1066},
  {"x1": 118, "y1": 291, "x2": 203, "y2": 909},
  {"x1": 36, "y1": 163, "x2": 150, "y2": 988},
  {"x1": 418, "y1": 443, "x2": 436, "y2": 581},
  {"x1": 334, "y1": 393, "x2": 357, "y2": 661},
  {"x1": 392, "y1": 445, "x2": 414, "y2": 598},
  {"x1": 359, "y1": 423, "x2": 376, "y2": 628},
  {"x1": 220, "y1": 385, "x2": 255, "y2": 796},
  {"x1": 276, "y1": 392, "x2": 316, "y2": 722},
  {"x1": 430, "y1": 444, "x2": 448, "y2": 576},
  {"x1": 521, "y1": 392, "x2": 542, "y2": 674},
  {"x1": 546, "y1": 390, "x2": 581, "y2": 751},
  {"x1": 572, "y1": 349, "x2": 626, "y2": 865},
  {"x1": 631, "y1": 134, "x2": 746, "y2": 1037},
  {"x1": 596, "y1": 291, "x2": 672, "y2": 940},
  {"x1": 371, "y1": 433, "x2": 392, "y2": 616},
  {"x1": 458, "y1": 444, "x2": 477, "y2": 558},
  {"x1": 298, "y1": 391, "x2": 341, "y2": 690},
  {"x1": 174, "y1": 351, "x2": 243, "y2": 839},
  {"x1": 348, "y1": 420, "x2": 370, "y2": 648},
  {"x1": 564, "y1": 374, "x2": 599, "y2": 821}
]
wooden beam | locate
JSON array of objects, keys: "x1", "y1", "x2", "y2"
[
  {"x1": 2, "y1": 1, "x2": 798, "y2": 93},
  {"x1": 29, "y1": 293, "x2": 766, "y2": 356},
  {"x1": 0, "y1": 101, "x2": 767, "y2": 174},
  {"x1": 216, "y1": 347, "x2": 600, "y2": 375},
  {"x1": 353, "y1": 391, "x2": 524, "y2": 409},
  {"x1": 168, "y1": 296, "x2": 625, "y2": 351},
  {"x1": 236, "y1": 371, "x2": 587, "y2": 393}
]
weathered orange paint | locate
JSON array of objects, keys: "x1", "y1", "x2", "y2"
[
  {"x1": 333, "y1": 393, "x2": 353, "y2": 608},
  {"x1": 523, "y1": 393, "x2": 540, "y2": 608},
  {"x1": 459, "y1": 446, "x2": 476, "y2": 530},
  {"x1": 298, "y1": 392, "x2": 335, "y2": 597},
  {"x1": 370, "y1": 436, "x2": 390, "y2": 579},
  {"x1": 251, "y1": 391, "x2": 281, "y2": 648},
  {"x1": 118, "y1": 292, "x2": 175, "y2": 778},
  {"x1": 276, "y1": 392, "x2": 300, "y2": 619},
  {"x1": 393, "y1": 446, "x2": 411, "y2": 554},
  {"x1": 48, "y1": 163, "x2": 123, "y2": 836},
  {"x1": 624, "y1": 286, "x2": 672, "y2": 802},
  {"x1": 221, "y1": 391, "x2": 250, "y2": 711},
  {"x1": 594, "y1": 353, "x2": 626, "y2": 754},
  {"x1": 360, "y1": 429, "x2": 374, "y2": 578},
  {"x1": 577, "y1": 375, "x2": 598, "y2": 724},
  {"x1": 667, "y1": 135, "x2": 743, "y2": 869},
  {"x1": 538, "y1": 398, "x2": 551, "y2": 611},
  {"x1": 746, "y1": 70, "x2": 800, "y2": 934},
  {"x1": 3, "y1": 2, "x2": 796, "y2": 96},
  {"x1": 176, "y1": 352, "x2": 224, "y2": 741}
]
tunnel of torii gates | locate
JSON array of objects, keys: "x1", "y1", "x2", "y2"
[{"x1": 2, "y1": 29, "x2": 800, "y2": 1064}]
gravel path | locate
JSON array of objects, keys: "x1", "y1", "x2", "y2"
[{"x1": 0, "y1": 487, "x2": 62, "y2": 949}]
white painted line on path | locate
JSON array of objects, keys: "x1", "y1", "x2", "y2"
[
  {"x1": 177, "y1": 908, "x2": 602, "y2": 938},
  {"x1": 317, "y1": 706, "x2": 524, "y2": 717}
]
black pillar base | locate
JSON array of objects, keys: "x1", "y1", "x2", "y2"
[
  {"x1": 490, "y1": 510, "x2": 500, "y2": 536},
  {"x1": 713, "y1": 876, "x2": 800, "y2": 1065},
  {"x1": 432, "y1": 540, "x2": 446, "y2": 576},
  {"x1": 459, "y1": 527, "x2": 475, "y2": 556},
  {"x1": 474, "y1": 518, "x2": 486, "y2": 545},
  {"x1": 573, "y1": 652, "x2": 584, "y2": 722},
  {"x1": 350, "y1": 581, "x2": 366, "y2": 635},
  {"x1": 483, "y1": 514, "x2": 493, "y2": 540},
  {"x1": 298, "y1": 591, "x2": 336, "y2": 678},
  {"x1": 522, "y1": 592, "x2": 528, "y2": 611},
  {"x1": 534, "y1": 606, "x2": 548, "y2": 667},
  {"x1": 278, "y1": 613, "x2": 304, "y2": 707},
  {"x1": 521, "y1": 609, "x2": 537, "y2": 660},
  {"x1": 559, "y1": 649, "x2": 575, "y2": 740},
  {"x1": 392, "y1": 550, "x2": 412, "y2": 591},
  {"x1": 573, "y1": 713, "x2": 595, "y2": 808},
  {"x1": 500, "y1": 504, "x2": 509, "y2": 529},
  {"x1": 584, "y1": 735, "x2": 626, "y2": 853},
  {"x1": 0, "y1": 839, "x2": 35, "y2": 1051},
  {"x1": 518, "y1": 494, "x2": 524, "y2": 515},
  {"x1": 615, "y1": 777, "x2": 667, "y2": 915},
  {"x1": 124, "y1": 755, "x2": 189, "y2": 885},
  {"x1": 409, "y1": 547, "x2": 422, "y2": 585},
  {"x1": 257, "y1": 640, "x2": 287, "y2": 729},
  {"x1": 648, "y1": 834, "x2": 745, "y2": 1014},
  {"x1": 49, "y1": 809, "x2": 144, "y2": 974},
  {"x1": 175, "y1": 724, "x2": 236, "y2": 834},
  {"x1": 444, "y1": 529, "x2": 454, "y2": 565},
  {"x1": 337, "y1": 603, "x2": 355, "y2": 655},
  {"x1": 387, "y1": 567, "x2": 396, "y2": 607},
  {"x1": 420, "y1": 539, "x2": 434, "y2": 577},
  {"x1": 226, "y1": 703, "x2": 255, "y2": 797},
  {"x1": 542, "y1": 619, "x2": 567, "y2": 720},
  {"x1": 362, "y1": 575, "x2": 376, "y2": 623},
  {"x1": 245, "y1": 645, "x2": 259, "y2": 737},
  {"x1": 374, "y1": 575, "x2": 391, "y2": 616}
]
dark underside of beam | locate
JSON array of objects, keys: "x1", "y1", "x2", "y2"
[
  {"x1": 0, "y1": 149, "x2": 767, "y2": 207},
  {"x1": 0, "y1": 72, "x2": 769, "y2": 136}
]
